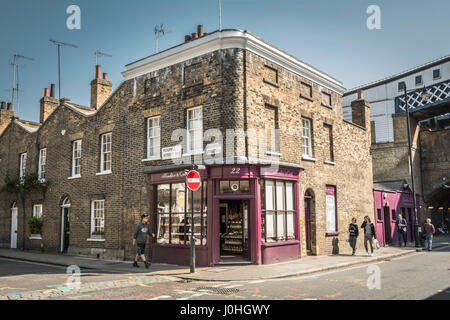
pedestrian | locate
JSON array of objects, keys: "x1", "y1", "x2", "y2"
[
  {"x1": 424, "y1": 218, "x2": 435, "y2": 252},
  {"x1": 361, "y1": 216, "x2": 376, "y2": 256},
  {"x1": 396, "y1": 213, "x2": 408, "y2": 247},
  {"x1": 133, "y1": 213, "x2": 155, "y2": 268},
  {"x1": 348, "y1": 218, "x2": 359, "y2": 255}
]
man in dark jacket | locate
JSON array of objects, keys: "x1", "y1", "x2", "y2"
[
  {"x1": 396, "y1": 214, "x2": 408, "y2": 247},
  {"x1": 133, "y1": 214, "x2": 155, "y2": 268}
]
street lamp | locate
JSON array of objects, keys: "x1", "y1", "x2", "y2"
[{"x1": 403, "y1": 86, "x2": 431, "y2": 251}]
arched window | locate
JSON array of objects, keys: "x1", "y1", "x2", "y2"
[{"x1": 61, "y1": 196, "x2": 71, "y2": 208}]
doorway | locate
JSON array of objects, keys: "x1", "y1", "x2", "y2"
[
  {"x1": 10, "y1": 202, "x2": 18, "y2": 249},
  {"x1": 219, "y1": 200, "x2": 249, "y2": 263},
  {"x1": 60, "y1": 197, "x2": 71, "y2": 253},
  {"x1": 383, "y1": 206, "x2": 392, "y2": 244},
  {"x1": 304, "y1": 196, "x2": 312, "y2": 254}
]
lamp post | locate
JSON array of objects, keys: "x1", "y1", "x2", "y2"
[{"x1": 403, "y1": 86, "x2": 430, "y2": 251}]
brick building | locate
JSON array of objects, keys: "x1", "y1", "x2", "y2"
[{"x1": 0, "y1": 27, "x2": 374, "y2": 265}]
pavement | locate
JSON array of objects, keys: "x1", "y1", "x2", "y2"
[{"x1": 1, "y1": 235, "x2": 449, "y2": 282}]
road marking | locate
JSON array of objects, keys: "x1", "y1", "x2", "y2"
[
  {"x1": 148, "y1": 295, "x2": 171, "y2": 300},
  {"x1": 177, "y1": 293, "x2": 206, "y2": 300}
]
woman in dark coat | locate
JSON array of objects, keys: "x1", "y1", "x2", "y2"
[{"x1": 361, "y1": 216, "x2": 377, "y2": 256}]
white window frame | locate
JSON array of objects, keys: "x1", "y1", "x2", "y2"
[
  {"x1": 71, "y1": 140, "x2": 82, "y2": 178},
  {"x1": 19, "y1": 153, "x2": 27, "y2": 183},
  {"x1": 433, "y1": 69, "x2": 441, "y2": 80},
  {"x1": 38, "y1": 149, "x2": 46, "y2": 182},
  {"x1": 90, "y1": 200, "x2": 105, "y2": 239},
  {"x1": 99, "y1": 133, "x2": 112, "y2": 174},
  {"x1": 33, "y1": 204, "x2": 43, "y2": 219},
  {"x1": 415, "y1": 75, "x2": 423, "y2": 86},
  {"x1": 186, "y1": 106, "x2": 203, "y2": 154},
  {"x1": 301, "y1": 118, "x2": 313, "y2": 158},
  {"x1": 147, "y1": 116, "x2": 161, "y2": 159}
]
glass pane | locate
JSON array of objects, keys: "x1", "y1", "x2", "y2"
[
  {"x1": 185, "y1": 214, "x2": 201, "y2": 245},
  {"x1": 286, "y1": 183, "x2": 294, "y2": 210},
  {"x1": 287, "y1": 212, "x2": 295, "y2": 239},
  {"x1": 171, "y1": 183, "x2": 186, "y2": 213},
  {"x1": 265, "y1": 181, "x2": 275, "y2": 210},
  {"x1": 266, "y1": 211, "x2": 276, "y2": 241},
  {"x1": 220, "y1": 180, "x2": 231, "y2": 194},
  {"x1": 157, "y1": 184, "x2": 170, "y2": 213},
  {"x1": 171, "y1": 213, "x2": 187, "y2": 244},
  {"x1": 277, "y1": 212, "x2": 285, "y2": 240},
  {"x1": 261, "y1": 180, "x2": 265, "y2": 210},
  {"x1": 187, "y1": 187, "x2": 202, "y2": 212},
  {"x1": 203, "y1": 183, "x2": 207, "y2": 212},
  {"x1": 157, "y1": 214, "x2": 170, "y2": 244},
  {"x1": 240, "y1": 180, "x2": 250, "y2": 193},
  {"x1": 276, "y1": 181, "x2": 285, "y2": 210},
  {"x1": 202, "y1": 214, "x2": 207, "y2": 245}
]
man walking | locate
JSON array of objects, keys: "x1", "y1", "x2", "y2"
[
  {"x1": 133, "y1": 213, "x2": 155, "y2": 268},
  {"x1": 396, "y1": 213, "x2": 408, "y2": 247},
  {"x1": 424, "y1": 218, "x2": 435, "y2": 251}
]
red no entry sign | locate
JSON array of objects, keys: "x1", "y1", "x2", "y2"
[{"x1": 186, "y1": 170, "x2": 201, "y2": 191}]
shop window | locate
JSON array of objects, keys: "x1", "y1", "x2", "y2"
[
  {"x1": 156, "y1": 182, "x2": 207, "y2": 246},
  {"x1": 261, "y1": 180, "x2": 296, "y2": 242},
  {"x1": 325, "y1": 185, "x2": 337, "y2": 233},
  {"x1": 219, "y1": 180, "x2": 250, "y2": 194}
]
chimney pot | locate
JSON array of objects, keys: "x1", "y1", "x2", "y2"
[
  {"x1": 96, "y1": 65, "x2": 102, "y2": 79},
  {"x1": 7, "y1": 103, "x2": 13, "y2": 111},
  {"x1": 103, "y1": 73, "x2": 108, "y2": 80},
  {"x1": 50, "y1": 84, "x2": 55, "y2": 98},
  {"x1": 197, "y1": 25, "x2": 204, "y2": 37},
  {"x1": 191, "y1": 32, "x2": 198, "y2": 39},
  {"x1": 0, "y1": 101, "x2": 5, "y2": 109},
  {"x1": 185, "y1": 35, "x2": 191, "y2": 42},
  {"x1": 357, "y1": 89, "x2": 364, "y2": 100},
  {"x1": 44, "y1": 88, "x2": 49, "y2": 97}
]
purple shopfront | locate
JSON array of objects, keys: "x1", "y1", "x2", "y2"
[
  {"x1": 373, "y1": 180, "x2": 421, "y2": 246},
  {"x1": 147, "y1": 164, "x2": 302, "y2": 266}
]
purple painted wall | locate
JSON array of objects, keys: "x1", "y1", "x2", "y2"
[{"x1": 374, "y1": 186, "x2": 421, "y2": 246}]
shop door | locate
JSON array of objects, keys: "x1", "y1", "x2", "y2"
[
  {"x1": 383, "y1": 207, "x2": 392, "y2": 244},
  {"x1": 219, "y1": 200, "x2": 249, "y2": 262},
  {"x1": 10, "y1": 208, "x2": 18, "y2": 249}
]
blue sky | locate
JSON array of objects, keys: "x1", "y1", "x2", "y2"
[{"x1": 1, "y1": 0, "x2": 449, "y2": 122}]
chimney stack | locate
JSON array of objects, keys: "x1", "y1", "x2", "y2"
[
  {"x1": 185, "y1": 35, "x2": 191, "y2": 42},
  {"x1": 40, "y1": 84, "x2": 59, "y2": 123},
  {"x1": 0, "y1": 101, "x2": 15, "y2": 135},
  {"x1": 91, "y1": 65, "x2": 112, "y2": 110},
  {"x1": 351, "y1": 95, "x2": 371, "y2": 129},
  {"x1": 197, "y1": 25, "x2": 204, "y2": 37}
]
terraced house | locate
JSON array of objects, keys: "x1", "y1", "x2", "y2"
[{"x1": 0, "y1": 26, "x2": 374, "y2": 266}]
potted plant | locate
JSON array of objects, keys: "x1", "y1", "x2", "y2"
[{"x1": 28, "y1": 216, "x2": 43, "y2": 238}]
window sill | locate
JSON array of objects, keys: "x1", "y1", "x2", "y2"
[
  {"x1": 300, "y1": 94, "x2": 314, "y2": 102},
  {"x1": 326, "y1": 232, "x2": 340, "y2": 237},
  {"x1": 324, "y1": 160, "x2": 336, "y2": 165},
  {"x1": 263, "y1": 79, "x2": 279, "y2": 88},
  {"x1": 96, "y1": 171, "x2": 112, "y2": 176},
  {"x1": 68, "y1": 175, "x2": 81, "y2": 180},
  {"x1": 87, "y1": 238, "x2": 105, "y2": 242},
  {"x1": 321, "y1": 103, "x2": 333, "y2": 109},
  {"x1": 265, "y1": 151, "x2": 282, "y2": 157},
  {"x1": 302, "y1": 156, "x2": 317, "y2": 162},
  {"x1": 261, "y1": 239, "x2": 299, "y2": 248},
  {"x1": 182, "y1": 151, "x2": 204, "y2": 157},
  {"x1": 142, "y1": 156, "x2": 161, "y2": 162},
  {"x1": 29, "y1": 235, "x2": 42, "y2": 240}
]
